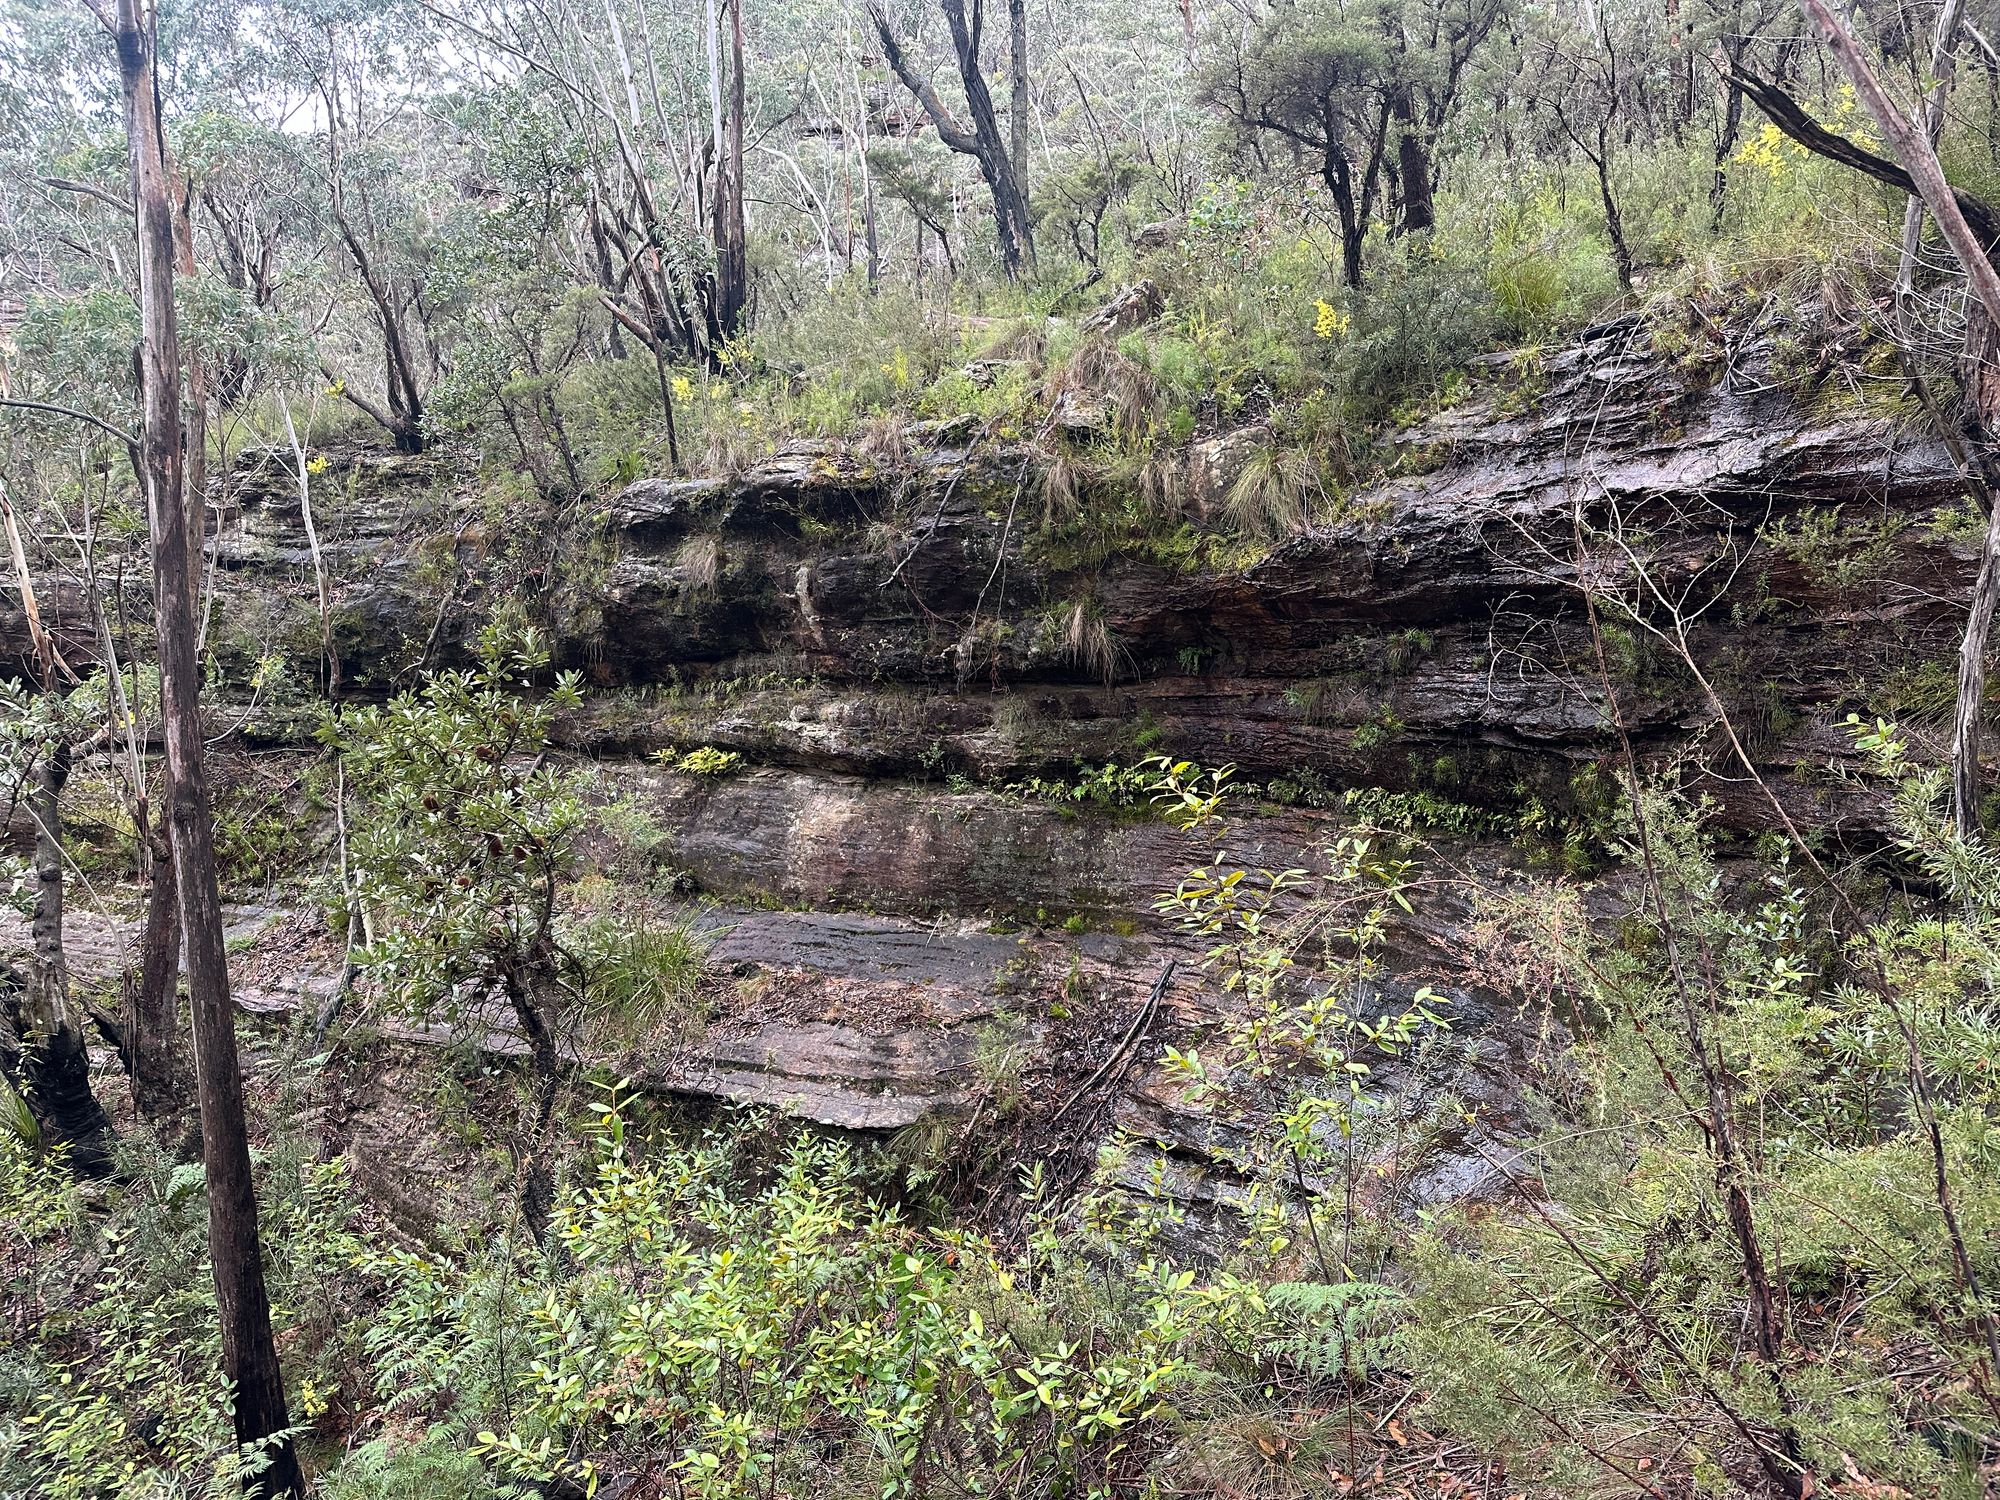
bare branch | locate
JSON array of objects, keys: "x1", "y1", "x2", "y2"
[
  {"x1": 0, "y1": 397, "x2": 138, "y2": 451},
  {"x1": 40, "y1": 176, "x2": 134, "y2": 215}
]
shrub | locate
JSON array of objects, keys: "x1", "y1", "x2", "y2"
[
  {"x1": 673, "y1": 745, "x2": 744, "y2": 777},
  {"x1": 441, "y1": 1099, "x2": 1260, "y2": 1499},
  {"x1": 1338, "y1": 249, "x2": 1502, "y2": 421},
  {"x1": 1407, "y1": 770, "x2": 2000, "y2": 1495}
]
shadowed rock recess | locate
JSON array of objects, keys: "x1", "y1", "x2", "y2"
[{"x1": 124, "y1": 311, "x2": 1966, "y2": 1242}]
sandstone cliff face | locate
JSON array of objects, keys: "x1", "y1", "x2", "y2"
[
  {"x1": 104, "y1": 309, "x2": 1966, "y2": 1247},
  {"x1": 190, "y1": 311, "x2": 1956, "y2": 828}
]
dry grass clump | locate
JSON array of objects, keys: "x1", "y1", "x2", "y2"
[
  {"x1": 855, "y1": 411, "x2": 909, "y2": 469},
  {"x1": 1135, "y1": 443, "x2": 1187, "y2": 521},
  {"x1": 1041, "y1": 448, "x2": 1091, "y2": 528},
  {"x1": 702, "y1": 421, "x2": 762, "y2": 476},
  {"x1": 1225, "y1": 443, "x2": 1319, "y2": 540},
  {"x1": 1044, "y1": 335, "x2": 1161, "y2": 444},
  {"x1": 1056, "y1": 598, "x2": 1126, "y2": 686},
  {"x1": 675, "y1": 534, "x2": 722, "y2": 595}
]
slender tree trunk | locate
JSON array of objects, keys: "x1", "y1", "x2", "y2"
[
  {"x1": 9, "y1": 739, "x2": 114, "y2": 1174},
  {"x1": 114, "y1": 5, "x2": 302, "y2": 1494},
  {"x1": 866, "y1": 0, "x2": 1032, "y2": 275},
  {"x1": 717, "y1": 0, "x2": 748, "y2": 337},
  {"x1": 702, "y1": 0, "x2": 747, "y2": 340},
  {"x1": 940, "y1": 0, "x2": 1033, "y2": 275},
  {"x1": 503, "y1": 964, "x2": 562, "y2": 1243},
  {"x1": 1593, "y1": 125, "x2": 1633, "y2": 290},
  {"x1": 1008, "y1": 0, "x2": 1030, "y2": 199},
  {"x1": 1319, "y1": 121, "x2": 1365, "y2": 289},
  {"x1": 279, "y1": 393, "x2": 339, "y2": 697},
  {"x1": 126, "y1": 816, "x2": 182, "y2": 1122},
  {"x1": 1880, "y1": 0, "x2": 1993, "y2": 841},
  {"x1": 172, "y1": 184, "x2": 209, "y2": 597},
  {"x1": 1709, "y1": 75, "x2": 1745, "y2": 229},
  {"x1": 1954, "y1": 391, "x2": 2000, "y2": 838},
  {"x1": 864, "y1": 167, "x2": 881, "y2": 289}
]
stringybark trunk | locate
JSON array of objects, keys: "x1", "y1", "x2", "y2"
[
  {"x1": 1008, "y1": 0, "x2": 1030, "y2": 199},
  {"x1": 1391, "y1": 87, "x2": 1434, "y2": 234},
  {"x1": 714, "y1": 0, "x2": 748, "y2": 338}
]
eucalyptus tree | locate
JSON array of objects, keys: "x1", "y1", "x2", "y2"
[
  {"x1": 1202, "y1": 0, "x2": 1505, "y2": 288},
  {"x1": 112, "y1": 0, "x2": 304, "y2": 1488},
  {"x1": 1514, "y1": 2, "x2": 1639, "y2": 289},
  {"x1": 266, "y1": 0, "x2": 459, "y2": 452},
  {"x1": 865, "y1": 0, "x2": 1035, "y2": 275},
  {"x1": 1201, "y1": 0, "x2": 1397, "y2": 288}
]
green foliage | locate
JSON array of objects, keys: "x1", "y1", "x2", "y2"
[
  {"x1": 1007, "y1": 760, "x2": 1157, "y2": 810},
  {"x1": 320, "y1": 1435, "x2": 489, "y2": 1500},
  {"x1": 1339, "y1": 787, "x2": 1506, "y2": 836},
  {"x1": 1260, "y1": 1280, "x2": 1407, "y2": 1382},
  {"x1": 327, "y1": 622, "x2": 585, "y2": 1032},
  {"x1": 1484, "y1": 186, "x2": 1621, "y2": 339},
  {"x1": 1337, "y1": 250, "x2": 1502, "y2": 423},
  {"x1": 1765, "y1": 504, "x2": 1909, "y2": 592},
  {"x1": 400, "y1": 1092, "x2": 1258, "y2": 1499},
  {"x1": 1349, "y1": 707, "x2": 1404, "y2": 751},
  {"x1": 669, "y1": 744, "x2": 745, "y2": 777},
  {"x1": 1141, "y1": 760, "x2": 1450, "y2": 1273},
  {"x1": 0, "y1": 1126, "x2": 346, "y2": 1498},
  {"x1": 1408, "y1": 768, "x2": 2000, "y2": 1494}
]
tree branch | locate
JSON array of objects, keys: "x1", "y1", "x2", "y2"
[
  {"x1": 0, "y1": 397, "x2": 138, "y2": 450},
  {"x1": 864, "y1": 0, "x2": 983, "y2": 155},
  {"x1": 40, "y1": 176, "x2": 134, "y2": 216},
  {"x1": 1727, "y1": 59, "x2": 2000, "y2": 249}
]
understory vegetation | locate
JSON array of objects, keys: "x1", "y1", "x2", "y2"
[{"x1": 7, "y1": 733, "x2": 2000, "y2": 1497}]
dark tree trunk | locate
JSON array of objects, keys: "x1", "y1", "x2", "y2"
[
  {"x1": 1709, "y1": 34, "x2": 1746, "y2": 231},
  {"x1": 867, "y1": 0, "x2": 1033, "y2": 276},
  {"x1": 713, "y1": 0, "x2": 748, "y2": 339},
  {"x1": 1593, "y1": 123, "x2": 1633, "y2": 290},
  {"x1": 1318, "y1": 106, "x2": 1365, "y2": 289},
  {"x1": 1391, "y1": 86, "x2": 1434, "y2": 234},
  {"x1": 126, "y1": 817, "x2": 183, "y2": 1122},
  {"x1": 8, "y1": 739, "x2": 114, "y2": 1174},
  {"x1": 502, "y1": 962, "x2": 563, "y2": 1243},
  {"x1": 942, "y1": 0, "x2": 1033, "y2": 274},
  {"x1": 114, "y1": 4, "x2": 303, "y2": 1494},
  {"x1": 327, "y1": 205, "x2": 430, "y2": 452}
]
